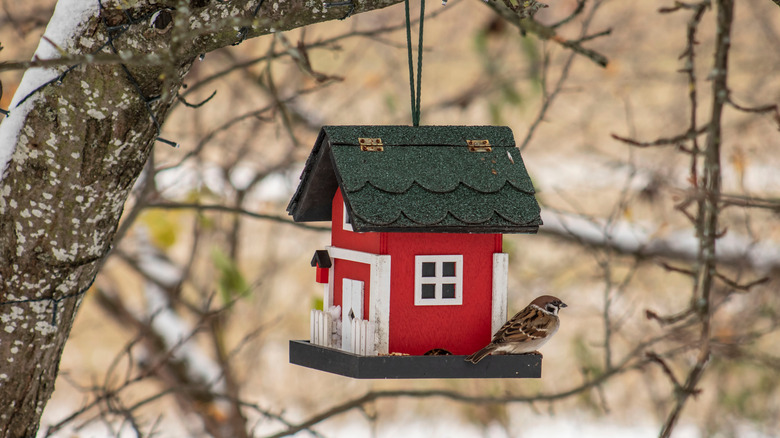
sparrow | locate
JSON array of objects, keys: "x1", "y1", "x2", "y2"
[{"x1": 465, "y1": 295, "x2": 567, "y2": 364}]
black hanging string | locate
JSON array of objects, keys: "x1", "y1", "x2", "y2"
[{"x1": 404, "y1": 0, "x2": 425, "y2": 126}]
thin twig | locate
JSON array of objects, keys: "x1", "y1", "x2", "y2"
[
  {"x1": 145, "y1": 202, "x2": 330, "y2": 231},
  {"x1": 176, "y1": 89, "x2": 217, "y2": 108},
  {"x1": 550, "y1": 0, "x2": 585, "y2": 28},
  {"x1": 713, "y1": 273, "x2": 769, "y2": 291},
  {"x1": 484, "y1": 0, "x2": 610, "y2": 67},
  {"x1": 520, "y1": 0, "x2": 607, "y2": 150},
  {"x1": 719, "y1": 193, "x2": 780, "y2": 211},
  {"x1": 645, "y1": 351, "x2": 683, "y2": 390},
  {"x1": 726, "y1": 96, "x2": 780, "y2": 129},
  {"x1": 645, "y1": 308, "x2": 697, "y2": 326},
  {"x1": 611, "y1": 125, "x2": 709, "y2": 148}
]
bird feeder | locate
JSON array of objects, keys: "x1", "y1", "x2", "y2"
[{"x1": 287, "y1": 125, "x2": 545, "y2": 379}]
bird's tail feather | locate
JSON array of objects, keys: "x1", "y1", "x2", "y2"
[{"x1": 465, "y1": 346, "x2": 494, "y2": 364}]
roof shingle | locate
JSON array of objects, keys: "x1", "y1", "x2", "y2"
[{"x1": 287, "y1": 126, "x2": 542, "y2": 233}]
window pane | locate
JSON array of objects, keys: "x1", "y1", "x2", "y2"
[
  {"x1": 442, "y1": 283, "x2": 456, "y2": 299},
  {"x1": 421, "y1": 284, "x2": 436, "y2": 299},
  {"x1": 442, "y1": 262, "x2": 456, "y2": 277},
  {"x1": 421, "y1": 262, "x2": 436, "y2": 277}
]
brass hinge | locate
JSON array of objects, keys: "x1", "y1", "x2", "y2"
[
  {"x1": 359, "y1": 138, "x2": 384, "y2": 151},
  {"x1": 467, "y1": 139, "x2": 491, "y2": 152}
]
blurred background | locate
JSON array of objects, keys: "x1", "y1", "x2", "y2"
[{"x1": 2, "y1": 0, "x2": 779, "y2": 436}]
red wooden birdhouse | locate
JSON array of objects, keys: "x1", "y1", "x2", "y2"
[{"x1": 288, "y1": 126, "x2": 543, "y2": 378}]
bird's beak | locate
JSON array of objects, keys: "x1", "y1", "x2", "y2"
[{"x1": 560, "y1": 302, "x2": 568, "y2": 308}]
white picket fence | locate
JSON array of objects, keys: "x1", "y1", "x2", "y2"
[
  {"x1": 310, "y1": 309, "x2": 375, "y2": 356},
  {"x1": 348, "y1": 318, "x2": 376, "y2": 356},
  {"x1": 310, "y1": 309, "x2": 333, "y2": 348}
]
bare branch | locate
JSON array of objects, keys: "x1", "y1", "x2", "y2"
[
  {"x1": 646, "y1": 308, "x2": 697, "y2": 326},
  {"x1": 720, "y1": 193, "x2": 780, "y2": 211},
  {"x1": 645, "y1": 351, "x2": 683, "y2": 390},
  {"x1": 540, "y1": 209, "x2": 780, "y2": 273},
  {"x1": 520, "y1": 0, "x2": 608, "y2": 150},
  {"x1": 659, "y1": 0, "x2": 734, "y2": 435},
  {"x1": 713, "y1": 273, "x2": 770, "y2": 291},
  {"x1": 726, "y1": 96, "x2": 780, "y2": 129},
  {"x1": 550, "y1": 0, "x2": 585, "y2": 28},
  {"x1": 176, "y1": 89, "x2": 217, "y2": 108},
  {"x1": 484, "y1": 0, "x2": 610, "y2": 67},
  {"x1": 610, "y1": 125, "x2": 709, "y2": 149},
  {"x1": 658, "y1": 261, "x2": 696, "y2": 277},
  {"x1": 145, "y1": 202, "x2": 330, "y2": 231}
]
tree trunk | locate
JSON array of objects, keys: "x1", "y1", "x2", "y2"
[{"x1": 0, "y1": 0, "x2": 401, "y2": 435}]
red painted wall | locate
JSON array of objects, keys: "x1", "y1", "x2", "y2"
[
  {"x1": 331, "y1": 259, "x2": 371, "y2": 318},
  {"x1": 330, "y1": 189, "x2": 379, "y2": 319},
  {"x1": 330, "y1": 188, "x2": 504, "y2": 356},
  {"x1": 385, "y1": 233, "x2": 502, "y2": 355},
  {"x1": 331, "y1": 190, "x2": 381, "y2": 254}
]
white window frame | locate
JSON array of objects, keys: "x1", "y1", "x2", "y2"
[
  {"x1": 414, "y1": 255, "x2": 463, "y2": 306},
  {"x1": 343, "y1": 201, "x2": 353, "y2": 232}
]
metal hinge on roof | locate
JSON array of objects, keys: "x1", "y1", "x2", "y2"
[
  {"x1": 358, "y1": 137, "x2": 384, "y2": 151},
  {"x1": 467, "y1": 139, "x2": 491, "y2": 152}
]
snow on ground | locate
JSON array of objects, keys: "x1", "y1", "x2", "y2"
[
  {"x1": 244, "y1": 409, "x2": 734, "y2": 438},
  {"x1": 41, "y1": 407, "x2": 708, "y2": 438},
  {"x1": 341, "y1": 416, "x2": 700, "y2": 438}
]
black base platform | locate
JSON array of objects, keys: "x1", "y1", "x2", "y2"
[{"x1": 289, "y1": 340, "x2": 542, "y2": 379}]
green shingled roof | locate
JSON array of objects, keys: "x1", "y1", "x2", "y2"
[{"x1": 287, "y1": 126, "x2": 542, "y2": 233}]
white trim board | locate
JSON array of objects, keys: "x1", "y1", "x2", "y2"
[
  {"x1": 491, "y1": 253, "x2": 509, "y2": 335},
  {"x1": 326, "y1": 246, "x2": 391, "y2": 355}
]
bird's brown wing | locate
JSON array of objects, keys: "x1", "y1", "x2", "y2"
[{"x1": 492, "y1": 306, "x2": 557, "y2": 345}]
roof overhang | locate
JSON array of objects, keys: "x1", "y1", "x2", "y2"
[{"x1": 287, "y1": 126, "x2": 543, "y2": 234}]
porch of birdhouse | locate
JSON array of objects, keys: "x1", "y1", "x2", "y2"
[{"x1": 289, "y1": 340, "x2": 542, "y2": 379}]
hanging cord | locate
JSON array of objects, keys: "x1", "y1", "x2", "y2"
[{"x1": 404, "y1": 0, "x2": 425, "y2": 126}]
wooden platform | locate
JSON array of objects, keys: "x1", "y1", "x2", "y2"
[{"x1": 289, "y1": 340, "x2": 542, "y2": 379}]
